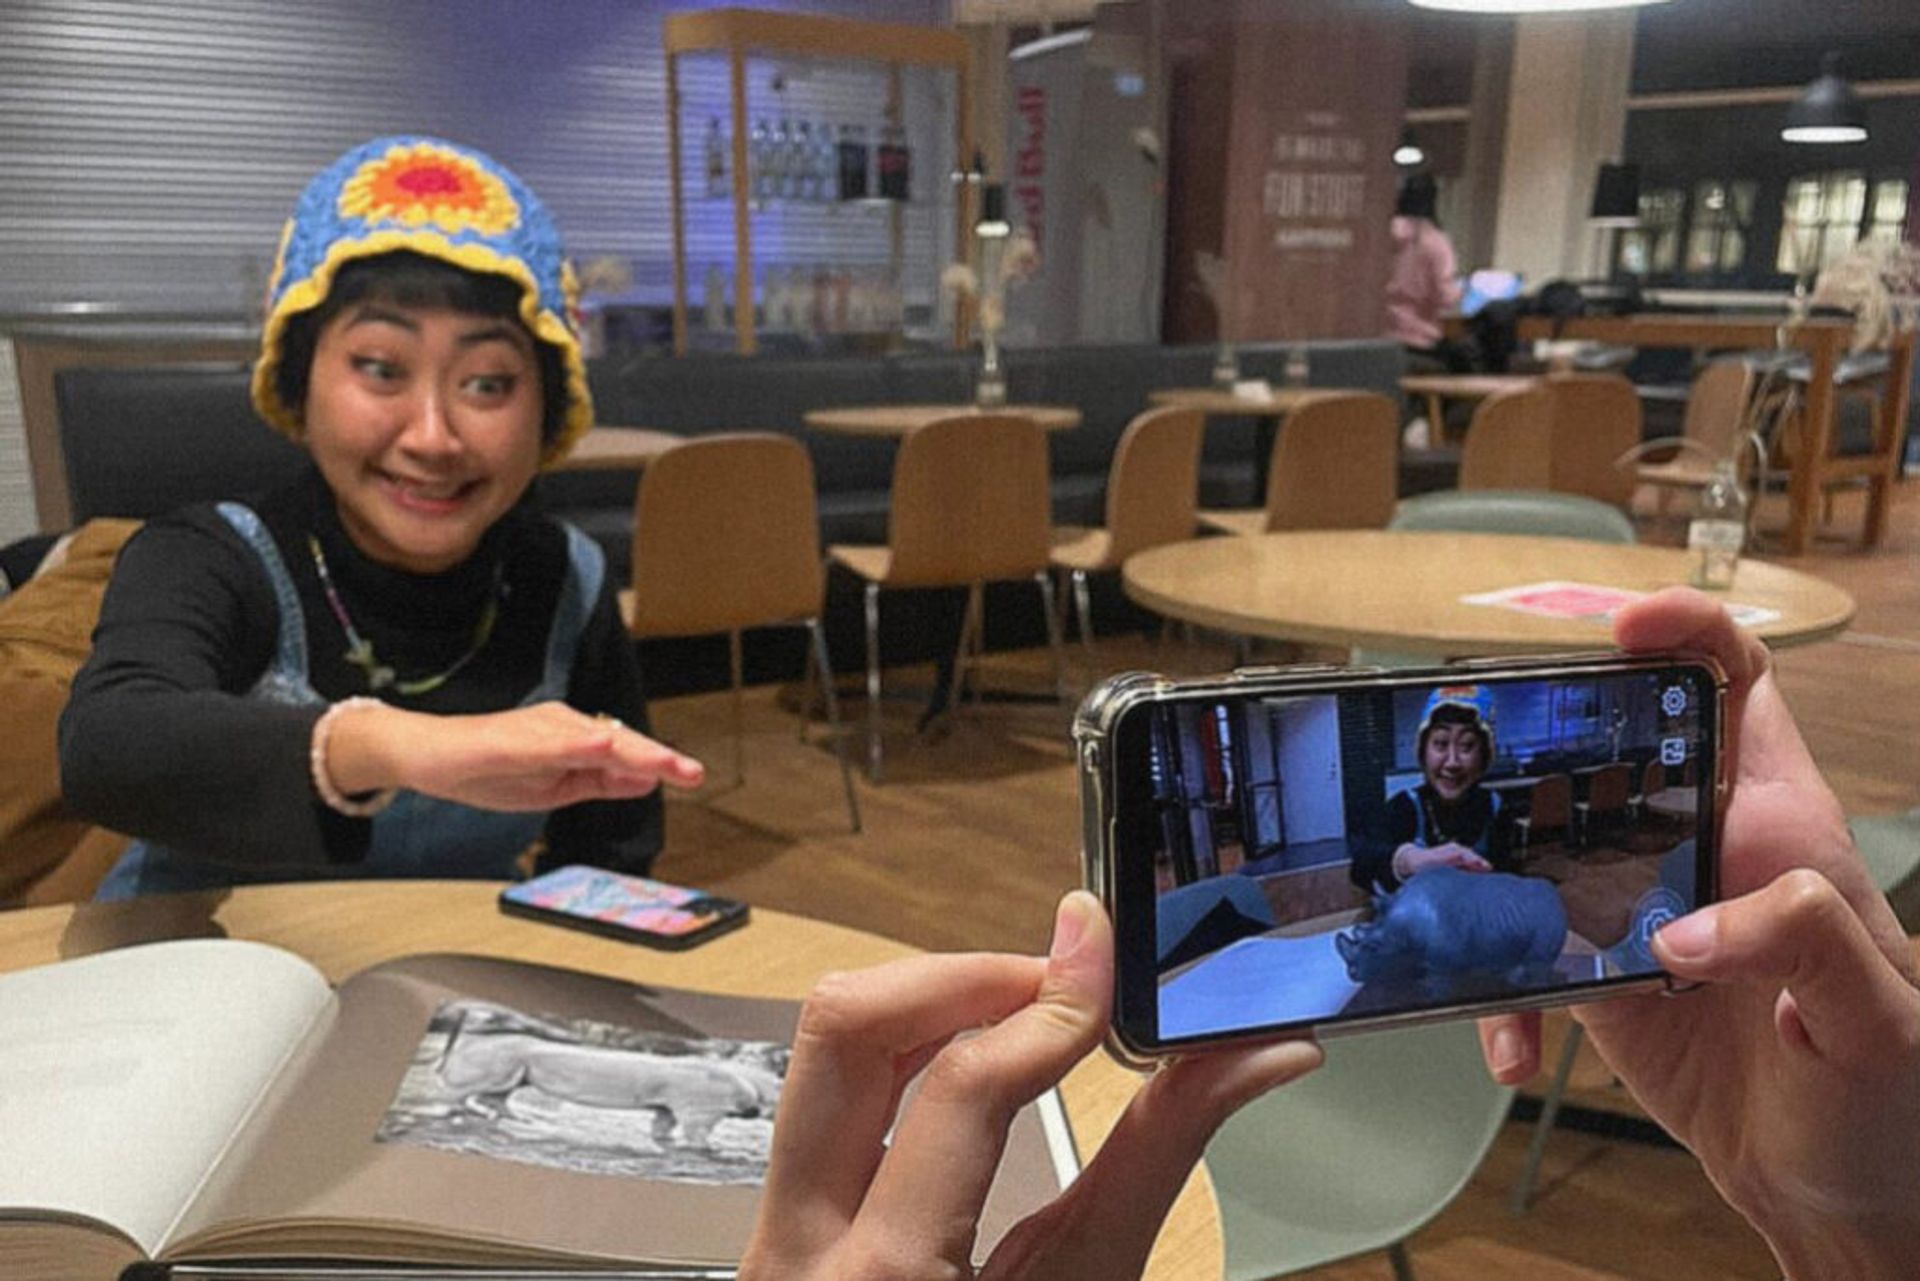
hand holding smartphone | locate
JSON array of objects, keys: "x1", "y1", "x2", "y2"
[
  {"x1": 499, "y1": 865, "x2": 750, "y2": 950},
  {"x1": 1076, "y1": 653, "x2": 1725, "y2": 1065}
]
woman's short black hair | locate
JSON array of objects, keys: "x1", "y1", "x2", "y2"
[
  {"x1": 1419, "y1": 703, "x2": 1487, "y2": 761},
  {"x1": 1396, "y1": 172, "x2": 1440, "y2": 223},
  {"x1": 272, "y1": 250, "x2": 567, "y2": 446}
]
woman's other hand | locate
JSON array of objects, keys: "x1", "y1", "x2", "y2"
[
  {"x1": 320, "y1": 699, "x2": 704, "y2": 811},
  {"x1": 1476, "y1": 588, "x2": 1920, "y2": 1281},
  {"x1": 740, "y1": 891, "x2": 1323, "y2": 1281}
]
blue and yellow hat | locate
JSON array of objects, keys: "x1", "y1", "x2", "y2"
[
  {"x1": 1418, "y1": 684, "x2": 1497, "y2": 758},
  {"x1": 250, "y1": 136, "x2": 593, "y2": 466}
]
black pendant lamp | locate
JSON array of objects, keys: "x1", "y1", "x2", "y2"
[
  {"x1": 1589, "y1": 162, "x2": 1641, "y2": 228},
  {"x1": 1783, "y1": 52, "x2": 1868, "y2": 145}
]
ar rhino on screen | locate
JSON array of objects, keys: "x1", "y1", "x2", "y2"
[{"x1": 1335, "y1": 867, "x2": 1568, "y2": 990}]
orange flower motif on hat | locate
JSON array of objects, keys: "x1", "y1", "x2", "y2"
[{"x1": 337, "y1": 140, "x2": 520, "y2": 237}]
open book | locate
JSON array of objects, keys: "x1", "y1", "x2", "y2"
[{"x1": 0, "y1": 939, "x2": 1079, "y2": 1279}]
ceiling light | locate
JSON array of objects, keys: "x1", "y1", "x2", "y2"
[
  {"x1": 1393, "y1": 129, "x2": 1425, "y2": 167},
  {"x1": 1407, "y1": 0, "x2": 1672, "y2": 12},
  {"x1": 1783, "y1": 52, "x2": 1868, "y2": 144}
]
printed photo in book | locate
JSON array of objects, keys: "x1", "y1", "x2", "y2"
[{"x1": 0, "y1": 939, "x2": 1079, "y2": 1280}]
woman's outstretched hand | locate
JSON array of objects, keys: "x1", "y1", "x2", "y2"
[
  {"x1": 320, "y1": 699, "x2": 705, "y2": 811},
  {"x1": 740, "y1": 891, "x2": 1323, "y2": 1281},
  {"x1": 1476, "y1": 588, "x2": 1920, "y2": 1281}
]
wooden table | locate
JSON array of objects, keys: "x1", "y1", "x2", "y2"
[
  {"x1": 1148, "y1": 385, "x2": 1337, "y2": 478},
  {"x1": 1441, "y1": 313, "x2": 1915, "y2": 555},
  {"x1": 1123, "y1": 530, "x2": 1854, "y2": 656},
  {"x1": 1643, "y1": 787, "x2": 1699, "y2": 821},
  {"x1": 553, "y1": 426, "x2": 684, "y2": 471},
  {"x1": 802, "y1": 404, "x2": 1082, "y2": 436},
  {"x1": 1398, "y1": 374, "x2": 1540, "y2": 443},
  {"x1": 0, "y1": 880, "x2": 1219, "y2": 1280}
]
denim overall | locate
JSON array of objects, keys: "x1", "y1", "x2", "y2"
[
  {"x1": 94, "y1": 502, "x2": 603, "y2": 902},
  {"x1": 1412, "y1": 785, "x2": 1502, "y2": 861}
]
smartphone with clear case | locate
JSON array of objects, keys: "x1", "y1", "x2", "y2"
[{"x1": 1074, "y1": 653, "x2": 1725, "y2": 1067}]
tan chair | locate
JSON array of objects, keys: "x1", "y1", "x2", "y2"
[
  {"x1": 1574, "y1": 762, "x2": 1634, "y2": 849},
  {"x1": 1636, "y1": 359, "x2": 1754, "y2": 517},
  {"x1": 1458, "y1": 385, "x2": 1554, "y2": 491},
  {"x1": 829, "y1": 414, "x2": 1064, "y2": 782},
  {"x1": 1545, "y1": 372, "x2": 1641, "y2": 508},
  {"x1": 1049, "y1": 406, "x2": 1204, "y2": 652},
  {"x1": 620, "y1": 433, "x2": 860, "y2": 832},
  {"x1": 1511, "y1": 772, "x2": 1572, "y2": 854},
  {"x1": 1198, "y1": 391, "x2": 1399, "y2": 536}
]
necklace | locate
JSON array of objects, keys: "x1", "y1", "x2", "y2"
[{"x1": 307, "y1": 534, "x2": 505, "y2": 696}]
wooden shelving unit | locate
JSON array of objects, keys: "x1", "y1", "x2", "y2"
[{"x1": 663, "y1": 7, "x2": 974, "y2": 356}]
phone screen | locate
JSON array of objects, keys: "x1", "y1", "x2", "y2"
[
  {"x1": 500, "y1": 865, "x2": 749, "y2": 949},
  {"x1": 1107, "y1": 663, "x2": 1719, "y2": 1052}
]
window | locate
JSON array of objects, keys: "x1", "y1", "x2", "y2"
[
  {"x1": 1617, "y1": 187, "x2": 1684, "y2": 275},
  {"x1": 1684, "y1": 180, "x2": 1756, "y2": 275},
  {"x1": 1777, "y1": 172, "x2": 1871, "y2": 275},
  {"x1": 1866, "y1": 179, "x2": 1910, "y2": 250}
]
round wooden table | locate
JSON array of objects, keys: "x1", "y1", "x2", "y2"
[
  {"x1": 1123, "y1": 530, "x2": 1855, "y2": 656},
  {"x1": 551, "y1": 426, "x2": 685, "y2": 471},
  {"x1": 0, "y1": 880, "x2": 1219, "y2": 1280},
  {"x1": 803, "y1": 404, "x2": 1081, "y2": 437},
  {"x1": 1147, "y1": 386, "x2": 1334, "y2": 417},
  {"x1": 1398, "y1": 374, "x2": 1541, "y2": 443}
]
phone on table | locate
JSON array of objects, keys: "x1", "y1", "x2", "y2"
[
  {"x1": 1075, "y1": 653, "x2": 1725, "y2": 1066},
  {"x1": 500, "y1": 864, "x2": 750, "y2": 951}
]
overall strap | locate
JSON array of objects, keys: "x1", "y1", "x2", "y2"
[
  {"x1": 215, "y1": 502, "x2": 310, "y2": 680},
  {"x1": 540, "y1": 520, "x2": 605, "y2": 692}
]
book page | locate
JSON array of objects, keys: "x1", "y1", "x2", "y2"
[
  {"x1": 175, "y1": 953, "x2": 1072, "y2": 1269},
  {"x1": 0, "y1": 939, "x2": 333, "y2": 1256}
]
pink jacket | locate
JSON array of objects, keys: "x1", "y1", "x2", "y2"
[{"x1": 1385, "y1": 216, "x2": 1462, "y2": 348}]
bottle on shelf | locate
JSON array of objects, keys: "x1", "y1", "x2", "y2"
[
  {"x1": 750, "y1": 118, "x2": 772, "y2": 202},
  {"x1": 837, "y1": 123, "x2": 869, "y2": 201},
  {"x1": 703, "y1": 117, "x2": 727, "y2": 199},
  {"x1": 766, "y1": 118, "x2": 790, "y2": 201},
  {"x1": 815, "y1": 121, "x2": 837, "y2": 202},
  {"x1": 877, "y1": 122, "x2": 910, "y2": 201},
  {"x1": 702, "y1": 264, "x2": 729, "y2": 334},
  {"x1": 1687, "y1": 459, "x2": 1747, "y2": 590},
  {"x1": 1283, "y1": 346, "x2": 1310, "y2": 387},
  {"x1": 793, "y1": 121, "x2": 816, "y2": 201}
]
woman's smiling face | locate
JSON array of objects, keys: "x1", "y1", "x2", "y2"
[
  {"x1": 1422, "y1": 722, "x2": 1487, "y2": 800},
  {"x1": 302, "y1": 300, "x2": 544, "y2": 574}
]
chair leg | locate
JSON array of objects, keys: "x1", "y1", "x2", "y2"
[
  {"x1": 808, "y1": 618, "x2": 861, "y2": 834},
  {"x1": 1511, "y1": 1020, "x2": 1584, "y2": 1214},
  {"x1": 1035, "y1": 570, "x2": 1066, "y2": 702},
  {"x1": 1389, "y1": 1239, "x2": 1417, "y2": 1281},
  {"x1": 728, "y1": 628, "x2": 745, "y2": 786},
  {"x1": 955, "y1": 582, "x2": 985, "y2": 710},
  {"x1": 864, "y1": 582, "x2": 884, "y2": 783},
  {"x1": 1072, "y1": 567, "x2": 1096, "y2": 658}
]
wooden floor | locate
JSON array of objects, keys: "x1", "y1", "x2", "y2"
[{"x1": 649, "y1": 477, "x2": 1919, "y2": 1281}]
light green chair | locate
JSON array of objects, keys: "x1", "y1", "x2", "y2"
[
  {"x1": 1355, "y1": 490, "x2": 1638, "y2": 669},
  {"x1": 1208, "y1": 1020, "x2": 1514, "y2": 1279}
]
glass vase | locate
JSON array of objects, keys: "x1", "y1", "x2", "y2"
[
  {"x1": 975, "y1": 332, "x2": 1008, "y2": 407},
  {"x1": 1211, "y1": 340, "x2": 1240, "y2": 389}
]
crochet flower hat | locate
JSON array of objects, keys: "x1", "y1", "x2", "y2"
[{"x1": 251, "y1": 136, "x2": 593, "y2": 466}]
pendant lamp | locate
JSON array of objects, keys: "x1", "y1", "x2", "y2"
[
  {"x1": 1783, "y1": 52, "x2": 1868, "y2": 144},
  {"x1": 1393, "y1": 129, "x2": 1425, "y2": 168},
  {"x1": 1407, "y1": 0, "x2": 1671, "y2": 12}
]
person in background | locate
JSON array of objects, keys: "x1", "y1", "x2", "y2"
[
  {"x1": 1385, "y1": 171, "x2": 1464, "y2": 359},
  {"x1": 61, "y1": 136, "x2": 703, "y2": 901},
  {"x1": 1349, "y1": 684, "x2": 1512, "y2": 893},
  {"x1": 740, "y1": 590, "x2": 1920, "y2": 1281}
]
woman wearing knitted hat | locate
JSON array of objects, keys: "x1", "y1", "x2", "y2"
[
  {"x1": 61, "y1": 137, "x2": 703, "y2": 900},
  {"x1": 1349, "y1": 684, "x2": 1513, "y2": 894}
]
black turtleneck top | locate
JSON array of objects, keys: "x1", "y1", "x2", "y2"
[{"x1": 60, "y1": 467, "x2": 662, "y2": 874}]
